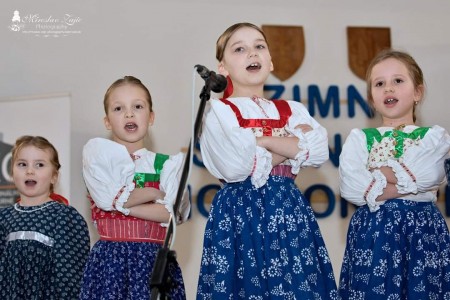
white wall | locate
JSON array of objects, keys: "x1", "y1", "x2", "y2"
[{"x1": 2, "y1": 1, "x2": 450, "y2": 299}]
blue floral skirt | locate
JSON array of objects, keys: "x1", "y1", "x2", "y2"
[
  {"x1": 80, "y1": 240, "x2": 186, "y2": 300},
  {"x1": 338, "y1": 200, "x2": 450, "y2": 300},
  {"x1": 197, "y1": 176, "x2": 338, "y2": 300}
]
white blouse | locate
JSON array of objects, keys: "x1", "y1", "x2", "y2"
[
  {"x1": 200, "y1": 97, "x2": 329, "y2": 187},
  {"x1": 339, "y1": 125, "x2": 450, "y2": 212},
  {"x1": 82, "y1": 138, "x2": 190, "y2": 225}
]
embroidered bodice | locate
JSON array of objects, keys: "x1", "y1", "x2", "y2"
[
  {"x1": 90, "y1": 153, "x2": 169, "y2": 243},
  {"x1": 199, "y1": 97, "x2": 329, "y2": 187},
  {"x1": 363, "y1": 127, "x2": 429, "y2": 168},
  {"x1": 220, "y1": 98, "x2": 292, "y2": 138}
]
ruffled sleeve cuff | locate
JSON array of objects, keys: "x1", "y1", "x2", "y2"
[
  {"x1": 155, "y1": 199, "x2": 173, "y2": 227},
  {"x1": 387, "y1": 159, "x2": 418, "y2": 194},
  {"x1": 367, "y1": 160, "x2": 388, "y2": 169},
  {"x1": 156, "y1": 193, "x2": 190, "y2": 227},
  {"x1": 285, "y1": 127, "x2": 308, "y2": 173},
  {"x1": 250, "y1": 146, "x2": 273, "y2": 188},
  {"x1": 286, "y1": 126, "x2": 328, "y2": 170},
  {"x1": 290, "y1": 131, "x2": 309, "y2": 173},
  {"x1": 364, "y1": 169, "x2": 387, "y2": 212},
  {"x1": 113, "y1": 182, "x2": 135, "y2": 216},
  {"x1": 157, "y1": 153, "x2": 190, "y2": 227}
]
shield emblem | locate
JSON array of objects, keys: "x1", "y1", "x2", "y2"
[
  {"x1": 262, "y1": 25, "x2": 305, "y2": 81},
  {"x1": 347, "y1": 27, "x2": 391, "y2": 80}
]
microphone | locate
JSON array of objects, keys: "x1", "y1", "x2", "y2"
[{"x1": 195, "y1": 65, "x2": 227, "y2": 93}]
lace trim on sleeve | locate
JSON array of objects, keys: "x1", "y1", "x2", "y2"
[
  {"x1": 364, "y1": 169, "x2": 387, "y2": 212},
  {"x1": 156, "y1": 193, "x2": 190, "y2": 227},
  {"x1": 288, "y1": 128, "x2": 327, "y2": 169},
  {"x1": 290, "y1": 147, "x2": 309, "y2": 174},
  {"x1": 154, "y1": 152, "x2": 191, "y2": 227},
  {"x1": 155, "y1": 199, "x2": 174, "y2": 227},
  {"x1": 284, "y1": 129, "x2": 308, "y2": 173},
  {"x1": 113, "y1": 182, "x2": 135, "y2": 216},
  {"x1": 251, "y1": 147, "x2": 272, "y2": 188},
  {"x1": 387, "y1": 159, "x2": 418, "y2": 194}
]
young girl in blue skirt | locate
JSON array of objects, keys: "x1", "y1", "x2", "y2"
[
  {"x1": 338, "y1": 49, "x2": 450, "y2": 299},
  {"x1": 196, "y1": 22, "x2": 338, "y2": 300},
  {"x1": 80, "y1": 76, "x2": 190, "y2": 299}
]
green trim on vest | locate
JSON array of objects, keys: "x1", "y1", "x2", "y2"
[
  {"x1": 134, "y1": 153, "x2": 170, "y2": 188},
  {"x1": 362, "y1": 127, "x2": 430, "y2": 158}
]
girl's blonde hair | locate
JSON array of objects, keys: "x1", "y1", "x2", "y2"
[
  {"x1": 103, "y1": 76, "x2": 153, "y2": 114},
  {"x1": 216, "y1": 22, "x2": 269, "y2": 62}
]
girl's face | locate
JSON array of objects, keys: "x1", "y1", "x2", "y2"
[
  {"x1": 218, "y1": 26, "x2": 273, "y2": 95},
  {"x1": 370, "y1": 58, "x2": 423, "y2": 127},
  {"x1": 12, "y1": 145, "x2": 57, "y2": 203},
  {"x1": 104, "y1": 84, "x2": 154, "y2": 152}
]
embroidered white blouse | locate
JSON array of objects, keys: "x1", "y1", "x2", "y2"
[
  {"x1": 82, "y1": 138, "x2": 190, "y2": 225},
  {"x1": 339, "y1": 125, "x2": 450, "y2": 212},
  {"x1": 200, "y1": 97, "x2": 329, "y2": 188}
]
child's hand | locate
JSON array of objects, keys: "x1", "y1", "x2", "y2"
[
  {"x1": 158, "y1": 191, "x2": 166, "y2": 199},
  {"x1": 294, "y1": 124, "x2": 313, "y2": 133},
  {"x1": 144, "y1": 187, "x2": 166, "y2": 202},
  {"x1": 373, "y1": 166, "x2": 397, "y2": 184}
]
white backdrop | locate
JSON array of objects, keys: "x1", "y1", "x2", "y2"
[{"x1": 1, "y1": 1, "x2": 450, "y2": 299}]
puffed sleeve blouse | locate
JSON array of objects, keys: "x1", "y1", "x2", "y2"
[
  {"x1": 199, "y1": 97, "x2": 329, "y2": 187},
  {"x1": 339, "y1": 125, "x2": 450, "y2": 212},
  {"x1": 82, "y1": 138, "x2": 190, "y2": 224}
]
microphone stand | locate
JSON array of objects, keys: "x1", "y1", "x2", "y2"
[{"x1": 149, "y1": 69, "x2": 224, "y2": 299}]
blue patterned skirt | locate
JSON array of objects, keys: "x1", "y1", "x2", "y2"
[
  {"x1": 80, "y1": 240, "x2": 186, "y2": 300},
  {"x1": 338, "y1": 200, "x2": 450, "y2": 300},
  {"x1": 197, "y1": 176, "x2": 338, "y2": 300}
]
